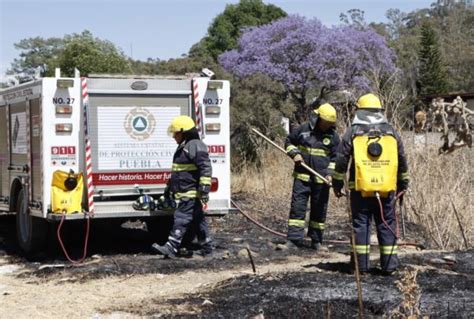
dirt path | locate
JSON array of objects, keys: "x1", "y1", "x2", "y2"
[{"x1": 0, "y1": 253, "x2": 347, "y2": 318}]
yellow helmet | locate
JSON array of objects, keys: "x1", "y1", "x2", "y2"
[
  {"x1": 315, "y1": 103, "x2": 337, "y2": 123},
  {"x1": 168, "y1": 115, "x2": 195, "y2": 134},
  {"x1": 357, "y1": 93, "x2": 382, "y2": 109}
]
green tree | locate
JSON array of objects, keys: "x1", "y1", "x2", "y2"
[
  {"x1": 8, "y1": 31, "x2": 131, "y2": 77},
  {"x1": 417, "y1": 21, "x2": 448, "y2": 95},
  {"x1": 190, "y1": 0, "x2": 286, "y2": 60},
  {"x1": 7, "y1": 37, "x2": 64, "y2": 76},
  {"x1": 381, "y1": 8, "x2": 420, "y2": 97},
  {"x1": 129, "y1": 58, "x2": 162, "y2": 75},
  {"x1": 379, "y1": 2, "x2": 473, "y2": 94},
  {"x1": 339, "y1": 8, "x2": 367, "y2": 30},
  {"x1": 56, "y1": 31, "x2": 131, "y2": 76},
  {"x1": 439, "y1": 3, "x2": 474, "y2": 92},
  {"x1": 229, "y1": 73, "x2": 293, "y2": 165}
]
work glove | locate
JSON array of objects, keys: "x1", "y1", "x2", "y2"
[
  {"x1": 155, "y1": 195, "x2": 176, "y2": 211},
  {"x1": 332, "y1": 179, "x2": 344, "y2": 198},
  {"x1": 293, "y1": 154, "x2": 303, "y2": 165},
  {"x1": 199, "y1": 184, "x2": 211, "y2": 204},
  {"x1": 325, "y1": 175, "x2": 332, "y2": 186}
]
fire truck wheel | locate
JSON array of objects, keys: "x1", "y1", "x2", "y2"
[{"x1": 16, "y1": 189, "x2": 48, "y2": 255}]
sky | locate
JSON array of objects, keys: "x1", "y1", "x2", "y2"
[{"x1": 0, "y1": 0, "x2": 434, "y2": 78}]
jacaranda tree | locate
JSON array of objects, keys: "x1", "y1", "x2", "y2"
[{"x1": 219, "y1": 15, "x2": 397, "y2": 123}]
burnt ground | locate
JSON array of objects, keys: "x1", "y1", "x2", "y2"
[
  {"x1": 1, "y1": 211, "x2": 326, "y2": 282},
  {"x1": 104, "y1": 251, "x2": 474, "y2": 318},
  {"x1": 0, "y1": 205, "x2": 473, "y2": 318}
]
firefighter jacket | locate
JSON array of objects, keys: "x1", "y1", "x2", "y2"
[
  {"x1": 285, "y1": 123, "x2": 340, "y2": 183},
  {"x1": 168, "y1": 139, "x2": 212, "y2": 199},
  {"x1": 333, "y1": 110, "x2": 409, "y2": 190}
]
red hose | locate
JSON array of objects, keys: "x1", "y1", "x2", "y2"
[
  {"x1": 374, "y1": 191, "x2": 424, "y2": 248},
  {"x1": 57, "y1": 212, "x2": 91, "y2": 264},
  {"x1": 392, "y1": 191, "x2": 406, "y2": 239},
  {"x1": 376, "y1": 191, "x2": 406, "y2": 240},
  {"x1": 376, "y1": 193, "x2": 398, "y2": 239},
  {"x1": 231, "y1": 196, "x2": 423, "y2": 248},
  {"x1": 231, "y1": 199, "x2": 286, "y2": 238}
]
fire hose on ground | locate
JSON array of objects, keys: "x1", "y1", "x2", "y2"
[
  {"x1": 57, "y1": 212, "x2": 91, "y2": 264},
  {"x1": 231, "y1": 199, "x2": 424, "y2": 249}
]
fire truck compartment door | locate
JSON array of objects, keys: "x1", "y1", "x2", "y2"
[{"x1": 88, "y1": 95, "x2": 190, "y2": 187}]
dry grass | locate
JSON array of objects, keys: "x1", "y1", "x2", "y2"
[
  {"x1": 391, "y1": 266, "x2": 421, "y2": 318},
  {"x1": 404, "y1": 132, "x2": 473, "y2": 250},
  {"x1": 231, "y1": 147, "x2": 293, "y2": 224},
  {"x1": 232, "y1": 148, "x2": 293, "y2": 201},
  {"x1": 231, "y1": 147, "x2": 349, "y2": 237},
  {"x1": 231, "y1": 132, "x2": 473, "y2": 250}
]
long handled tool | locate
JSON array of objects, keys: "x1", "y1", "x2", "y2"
[
  {"x1": 342, "y1": 159, "x2": 364, "y2": 319},
  {"x1": 400, "y1": 196, "x2": 406, "y2": 239},
  {"x1": 251, "y1": 128, "x2": 332, "y2": 186}
]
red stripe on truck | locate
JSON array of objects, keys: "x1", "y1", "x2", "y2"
[{"x1": 93, "y1": 171, "x2": 172, "y2": 186}]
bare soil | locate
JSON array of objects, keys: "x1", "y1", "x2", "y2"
[{"x1": 0, "y1": 204, "x2": 472, "y2": 318}]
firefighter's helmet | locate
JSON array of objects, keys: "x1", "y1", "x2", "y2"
[
  {"x1": 315, "y1": 103, "x2": 337, "y2": 123},
  {"x1": 168, "y1": 115, "x2": 195, "y2": 135},
  {"x1": 357, "y1": 93, "x2": 383, "y2": 109}
]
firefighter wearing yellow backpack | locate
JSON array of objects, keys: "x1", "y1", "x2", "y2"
[{"x1": 332, "y1": 93, "x2": 409, "y2": 275}]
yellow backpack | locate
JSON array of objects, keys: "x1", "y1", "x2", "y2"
[
  {"x1": 353, "y1": 130, "x2": 398, "y2": 198},
  {"x1": 51, "y1": 170, "x2": 84, "y2": 214}
]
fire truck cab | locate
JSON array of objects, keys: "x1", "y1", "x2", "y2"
[{"x1": 0, "y1": 69, "x2": 232, "y2": 254}]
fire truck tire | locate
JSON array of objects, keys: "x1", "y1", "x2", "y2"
[{"x1": 15, "y1": 189, "x2": 48, "y2": 255}]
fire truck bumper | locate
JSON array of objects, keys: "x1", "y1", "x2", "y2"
[{"x1": 46, "y1": 200, "x2": 237, "y2": 221}]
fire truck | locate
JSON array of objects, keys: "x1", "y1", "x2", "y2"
[{"x1": 0, "y1": 68, "x2": 232, "y2": 254}]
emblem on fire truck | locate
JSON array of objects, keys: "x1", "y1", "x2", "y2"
[{"x1": 124, "y1": 107, "x2": 156, "y2": 141}]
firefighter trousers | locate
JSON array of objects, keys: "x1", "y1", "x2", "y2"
[
  {"x1": 167, "y1": 197, "x2": 210, "y2": 252},
  {"x1": 287, "y1": 178, "x2": 329, "y2": 243},
  {"x1": 351, "y1": 191, "x2": 399, "y2": 272}
]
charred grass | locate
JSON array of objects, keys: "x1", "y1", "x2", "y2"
[
  {"x1": 5, "y1": 213, "x2": 318, "y2": 283},
  {"x1": 105, "y1": 250, "x2": 474, "y2": 318}
]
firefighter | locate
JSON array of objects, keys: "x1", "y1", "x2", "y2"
[
  {"x1": 332, "y1": 93, "x2": 409, "y2": 275},
  {"x1": 285, "y1": 103, "x2": 340, "y2": 250},
  {"x1": 151, "y1": 115, "x2": 213, "y2": 258}
]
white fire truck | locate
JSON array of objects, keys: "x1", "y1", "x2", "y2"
[{"x1": 0, "y1": 69, "x2": 232, "y2": 254}]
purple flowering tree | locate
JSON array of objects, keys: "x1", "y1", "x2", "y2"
[{"x1": 219, "y1": 15, "x2": 397, "y2": 123}]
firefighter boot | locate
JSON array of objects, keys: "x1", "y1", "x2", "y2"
[
  {"x1": 197, "y1": 238, "x2": 213, "y2": 257},
  {"x1": 151, "y1": 242, "x2": 177, "y2": 259},
  {"x1": 349, "y1": 252, "x2": 370, "y2": 275},
  {"x1": 178, "y1": 247, "x2": 193, "y2": 258},
  {"x1": 311, "y1": 240, "x2": 329, "y2": 252},
  {"x1": 284, "y1": 239, "x2": 304, "y2": 250}
]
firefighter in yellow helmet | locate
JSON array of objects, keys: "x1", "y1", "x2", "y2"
[
  {"x1": 332, "y1": 93, "x2": 409, "y2": 275},
  {"x1": 151, "y1": 115, "x2": 213, "y2": 258},
  {"x1": 284, "y1": 102, "x2": 340, "y2": 250}
]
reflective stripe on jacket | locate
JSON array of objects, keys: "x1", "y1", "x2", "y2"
[
  {"x1": 169, "y1": 139, "x2": 212, "y2": 196},
  {"x1": 285, "y1": 123, "x2": 340, "y2": 181}
]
